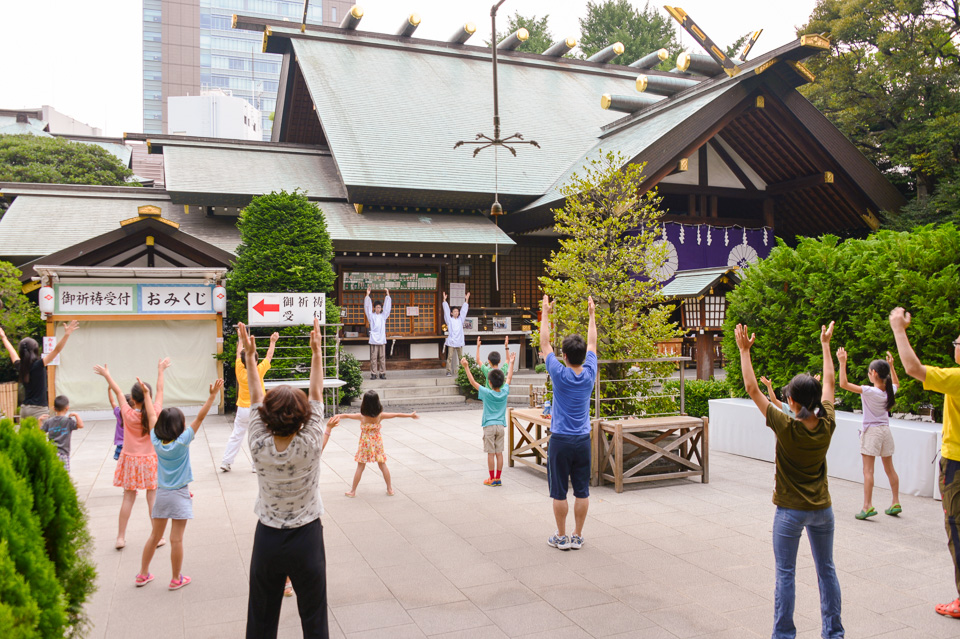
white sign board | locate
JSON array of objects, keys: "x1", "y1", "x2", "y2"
[
  {"x1": 139, "y1": 285, "x2": 215, "y2": 313},
  {"x1": 43, "y1": 336, "x2": 60, "y2": 366},
  {"x1": 248, "y1": 293, "x2": 326, "y2": 326},
  {"x1": 406, "y1": 306, "x2": 419, "y2": 317},
  {"x1": 57, "y1": 285, "x2": 135, "y2": 313},
  {"x1": 449, "y1": 283, "x2": 466, "y2": 307}
]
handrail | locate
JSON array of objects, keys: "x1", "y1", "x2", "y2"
[{"x1": 592, "y1": 356, "x2": 691, "y2": 420}]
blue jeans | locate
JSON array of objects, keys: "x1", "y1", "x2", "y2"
[{"x1": 772, "y1": 506, "x2": 843, "y2": 639}]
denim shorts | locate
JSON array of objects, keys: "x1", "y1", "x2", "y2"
[
  {"x1": 152, "y1": 486, "x2": 193, "y2": 520},
  {"x1": 547, "y1": 433, "x2": 591, "y2": 500}
]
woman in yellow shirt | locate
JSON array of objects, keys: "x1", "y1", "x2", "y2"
[{"x1": 220, "y1": 332, "x2": 278, "y2": 472}]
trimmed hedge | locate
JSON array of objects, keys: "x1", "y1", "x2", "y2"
[
  {"x1": 456, "y1": 355, "x2": 486, "y2": 399},
  {"x1": 722, "y1": 226, "x2": 960, "y2": 417}
]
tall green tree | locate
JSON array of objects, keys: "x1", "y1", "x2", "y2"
[
  {"x1": 799, "y1": 0, "x2": 960, "y2": 225},
  {"x1": 725, "y1": 32, "x2": 751, "y2": 59},
  {"x1": 537, "y1": 151, "x2": 680, "y2": 418},
  {"x1": 0, "y1": 262, "x2": 43, "y2": 383},
  {"x1": 579, "y1": 0, "x2": 680, "y2": 67},
  {"x1": 492, "y1": 12, "x2": 554, "y2": 54},
  {"x1": 0, "y1": 135, "x2": 137, "y2": 186}
]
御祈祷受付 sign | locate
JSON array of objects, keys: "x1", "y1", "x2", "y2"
[{"x1": 247, "y1": 293, "x2": 326, "y2": 326}]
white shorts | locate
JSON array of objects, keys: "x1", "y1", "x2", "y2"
[{"x1": 861, "y1": 425, "x2": 895, "y2": 457}]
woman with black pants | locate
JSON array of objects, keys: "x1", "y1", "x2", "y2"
[
  {"x1": 1, "y1": 321, "x2": 80, "y2": 421},
  {"x1": 239, "y1": 319, "x2": 338, "y2": 639}
]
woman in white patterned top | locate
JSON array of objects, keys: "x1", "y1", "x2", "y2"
[{"x1": 239, "y1": 318, "x2": 340, "y2": 639}]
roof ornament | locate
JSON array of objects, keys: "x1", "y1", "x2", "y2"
[
  {"x1": 340, "y1": 5, "x2": 364, "y2": 30},
  {"x1": 664, "y1": 6, "x2": 741, "y2": 77},
  {"x1": 630, "y1": 48, "x2": 669, "y2": 69},
  {"x1": 397, "y1": 13, "x2": 421, "y2": 38},
  {"x1": 739, "y1": 30, "x2": 763, "y2": 60},
  {"x1": 543, "y1": 37, "x2": 577, "y2": 58},
  {"x1": 449, "y1": 22, "x2": 477, "y2": 44},
  {"x1": 453, "y1": 0, "x2": 540, "y2": 291}
]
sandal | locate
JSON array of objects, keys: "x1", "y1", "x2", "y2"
[
  {"x1": 855, "y1": 507, "x2": 877, "y2": 520},
  {"x1": 284, "y1": 581, "x2": 294, "y2": 597},
  {"x1": 885, "y1": 504, "x2": 902, "y2": 516},
  {"x1": 169, "y1": 574, "x2": 191, "y2": 590},
  {"x1": 936, "y1": 598, "x2": 960, "y2": 618},
  {"x1": 135, "y1": 573, "x2": 154, "y2": 587}
]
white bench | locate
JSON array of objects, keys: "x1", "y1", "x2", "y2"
[{"x1": 708, "y1": 398, "x2": 942, "y2": 498}]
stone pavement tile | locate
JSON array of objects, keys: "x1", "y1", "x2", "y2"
[
  {"x1": 564, "y1": 601, "x2": 654, "y2": 636},
  {"x1": 332, "y1": 599, "x2": 413, "y2": 634},
  {"x1": 484, "y1": 601, "x2": 575, "y2": 637},
  {"x1": 183, "y1": 620, "x2": 247, "y2": 638},
  {"x1": 879, "y1": 602, "x2": 960, "y2": 639},
  {"x1": 608, "y1": 581, "x2": 692, "y2": 614},
  {"x1": 326, "y1": 563, "x2": 393, "y2": 607},
  {"x1": 679, "y1": 580, "x2": 768, "y2": 614},
  {"x1": 353, "y1": 533, "x2": 427, "y2": 569},
  {"x1": 514, "y1": 626, "x2": 593, "y2": 639},
  {"x1": 468, "y1": 531, "x2": 529, "y2": 553},
  {"x1": 183, "y1": 595, "x2": 247, "y2": 628},
  {"x1": 721, "y1": 603, "x2": 817, "y2": 637},
  {"x1": 841, "y1": 572, "x2": 927, "y2": 613},
  {"x1": 406, "y1": 600, "x2": 492, "y2": 635},
  {"x1": 375, "y1": 563, "x2": 467, "y2": 609},
  {"x1": 507, "y1": 561, "x2": 584, "y2": 589},
  {"x1": 643, "y1": 603, "x2": 736, "y2": 638},
  {"x1": 852, "y1": 563, "x2": 936, "y2": 591},
  {"x1": 460, "y1": 580, "x2": 541, "y2": 611},
  {"x1": 432, "y1": 626, "x2": 510, "y2": 639},
  {"x1": 437, "y1": 559, "x2": 510, "y2": 589},
  {"x1": 871, "y1": 630, "x2": 940, "y2": 639},
  {"x1": 538, "y1": 578, "x2": 618, "y2": 611},
  {"x1": 345, "y1": 623, "x2": 427, "y2": 638},
  {"x1": 604, "y1": 627, "x2": 680, "y2": 639}
]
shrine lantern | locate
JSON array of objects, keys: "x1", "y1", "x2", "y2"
[
  {"x1": 213, "y1": 286, "x2": 227, "y2": 314},
  {"x1": 39, "y1": 286, "x2": 55, "y2": 315}
]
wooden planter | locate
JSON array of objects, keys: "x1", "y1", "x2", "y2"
[
  {"x1": 0, "y1": 381, "x2": 18, "y2": 422},
  {"x1": 597, "y1": 415, "x2": 709, "y2": 492}
]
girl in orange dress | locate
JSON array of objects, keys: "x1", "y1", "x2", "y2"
[
  {"x1": 95, "y1": 358, "x2": 170, "y2": 550},
  {"x1": 339, "y1": 390, "x2": 418, "y2": 497}
]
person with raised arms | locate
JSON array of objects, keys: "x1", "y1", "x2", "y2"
[
  {"x1": 539, "y1": 294, "x2": 597, "y2": 551},
  {"x1": 365, "y1": 287, "x2": 392, "y2": 380},
  {"x1": 442, "y1": 290, "x2": 470, "y2": 377},
  {"x1": 736, "y1": 321, "x2": 843, "y2": 639}
]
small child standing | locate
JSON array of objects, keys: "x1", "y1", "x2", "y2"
[
  {"x1": 107, "y1": 387, "x2": 129, "y2": 460},
  {"x1": 476, "y1": 335, "x2": 511, "y2": 389},
  {"x1": 837, "y1": 348, "x2": 902, "y2": 519},
  {"x1": 136, "y1": 377, "x2": 223, "y2": 590},
  {"x1": 340, "y1": 391, "x2": 418, "y2": 497},
  {"x1": 462, "y1": 351, "x2": 516, "y2": 486},
  {"x1": 39, "y1": 395, "x2": 84, "y2": 472}
]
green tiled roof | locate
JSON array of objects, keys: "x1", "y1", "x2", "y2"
[
  {"x1": 287, "y1": 31, "x2": 640, "y2": 201},
  {"x1": 161, "y1": 143, "x2": 346, "y2": 204},
  {"x1": 659, "y1": 266, "x2": 740, "y2": 298}
]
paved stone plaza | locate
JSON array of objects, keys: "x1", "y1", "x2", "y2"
[{"x1": 71, "y1": 409, "x2": 960, "y2": 638}]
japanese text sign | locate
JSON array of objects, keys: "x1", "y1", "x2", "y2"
[{"x1": 247, "y1": 293, "x2": 326, "y2": 326}]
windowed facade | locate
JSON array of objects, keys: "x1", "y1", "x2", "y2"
[{"x1": 143, "y1": 0, "x2": 343, "y2": 139}]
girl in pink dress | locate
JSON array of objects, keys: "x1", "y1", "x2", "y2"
[
  {"x1": 339, "y1": 390, "x2": 418, "y2": 497},
  {"x1": 95, "y1": 358, "x2": 170, "y2": 550}
]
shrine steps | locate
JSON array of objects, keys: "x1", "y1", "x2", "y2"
[{"x1": 348, "y1": 371, "x2": 547, "y2": 410}]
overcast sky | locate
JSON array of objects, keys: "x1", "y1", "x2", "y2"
[{"x1": 0, "y1": 1, "x2": 818, "y2": 137}]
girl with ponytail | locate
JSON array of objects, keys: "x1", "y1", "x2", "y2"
[
  {"x1": 736, "y1": 320, "x2": 844, "y2": 639},
  {"x1": 837, "y1": 348, "x2": 901, "y2": 520},
  {"x1": 95, "y1": 358, "x2": 171, "y2": 551}
]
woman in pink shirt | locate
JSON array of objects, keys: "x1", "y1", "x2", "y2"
[{"x1": 95, "y1": 358, "x2": 170, "y2": 550}]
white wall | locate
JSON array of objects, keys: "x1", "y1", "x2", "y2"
[{"x1": 168, "y1": 92, "x2": 261, "y2": 140}]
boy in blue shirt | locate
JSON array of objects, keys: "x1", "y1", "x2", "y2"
[
  {"x1": 462, "y1": 350, "x2": 516, "y2": 486},
  {"x1": 476, "y1": 334, "x2": 511, "y2": 389},
  {"x1": 540, "y1": 294, "x2": 597, "y2": 551}
]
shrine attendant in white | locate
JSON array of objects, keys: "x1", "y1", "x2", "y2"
[
  {"x1": 442, "y1": 291, "x2": 470, "y2": 377},
  {"x1": 364, "y1": 288, "x2": 391, "y2": 380}
]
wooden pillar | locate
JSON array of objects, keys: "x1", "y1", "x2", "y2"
[
  {"x1": 699, "y1": 195, "x2": 708, "y2": 218},
  {"x1": 763, "y1": 198, "x2": 775, "y2": 229},
  {"x1": 688, "y1": 194, "x2": 697, "y2": 216},
  {"x1": 709, "y1": 195, "x2": 718, "y2": 218},
  {"x1": 695, "y1": 331, "x2": 714, "y2": 381}
]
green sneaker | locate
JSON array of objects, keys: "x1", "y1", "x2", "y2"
[
  {"x1": 855, "y1": 507, "x2": 878, "y2": 520},
  {"x1": 885, "y1": 504, "x2": 902, "y2": 516}
]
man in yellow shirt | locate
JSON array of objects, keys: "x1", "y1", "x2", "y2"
[
  {"x1": 890, "y1": 307, "x2": 960, "y2": 618},
  {"x1": 220, "y1": 332, "x2": 278, "y2": 472}
]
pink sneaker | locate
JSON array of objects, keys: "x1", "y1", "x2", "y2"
[
  {"x1": 168, "y1": 574, "x2": 191, "y2": 590},
  {"x1": 135, "y1": 573, "x2": 154, "y2": 587}
]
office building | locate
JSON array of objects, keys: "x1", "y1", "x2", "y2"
[
  {"x1": 143, "y1": 0, "x2": 351, "y2": 139},
  {"x1": 168, "y1": 89, "x2": 262, "y2": 139}
]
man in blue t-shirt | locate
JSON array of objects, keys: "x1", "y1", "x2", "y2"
[{"x1": 540, "y1": 294, "x2": 597, "y2": 551}]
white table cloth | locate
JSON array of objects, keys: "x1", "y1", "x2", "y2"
[{"x1": 708, "y1": 398, "x2": 942, "y2": 498}]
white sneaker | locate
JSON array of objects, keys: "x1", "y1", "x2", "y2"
[
  {"x1": 547, "y1": 532, "x2": 571, "y2": 550},
  {"x1": 570, "y1": 534, "x2": 584, "y2": 550},
  {"x1": 219, "y1": 463, "x2": 231, "y2": 472}
]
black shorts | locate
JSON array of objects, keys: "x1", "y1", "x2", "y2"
[{"x1": 547, "y1": 433, "x2": 591, "y2": 500}]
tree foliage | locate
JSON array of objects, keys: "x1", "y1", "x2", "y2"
[
  {"x1": 0, "y1": 262, "x2": 44, "y2": 384},
  {"x1": 724, "y1": 32, "x2": 752, "y2": 59},
  {"x1": 799, "y1": 0, "x2": 960, "y2": 222},
  {"x1": 0, "y1": 135, "x2": 136, "y2": 186},
  {"x1": 579, "y1": 0, "x2": 680, "y2": 68},
  {"x1": 493, "y1": 12, "x2": 554, "y2": 54},
  {"x1": 223, "y1": 191, "x2": 342, "y2": 406},
  {"x1": 722, "y1": 225, "x2": 960, "y2": 418},
  {"x1": 537, "y1": 151, "x2": 680, "y2": 417}
]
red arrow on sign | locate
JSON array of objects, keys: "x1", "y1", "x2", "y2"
[{"x1": 253, "y1": 299, "x2": 280, "y2": 316}]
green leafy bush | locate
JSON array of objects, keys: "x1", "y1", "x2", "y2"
[
  {"x1": 0, "y1": 135, "x2": 136, "y2": 186},
  {"x1": 722, "y1": 226, "x2": 960, "y2": 417},
  {"x1": 0, "y1": 418, "x2": 95, "y2": 636},
  {"x1": 338, "y1": 353, "x2": 363, "y2": 405},
  {"x1": 663, "y1": 379, "x2": 732, "y2": 418},
  {"x1": 456, "y1": 355, "x2": 485, "y2": 399},
  {"x1": 534, "y1": 363, "x2": 546, "y2": 374},
  {"x1": 222, "y1": 191, "x2": 340, "y2": 409},
  {"x1": 0, "y1": 261, "x2": 44, "y2": 383}
]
